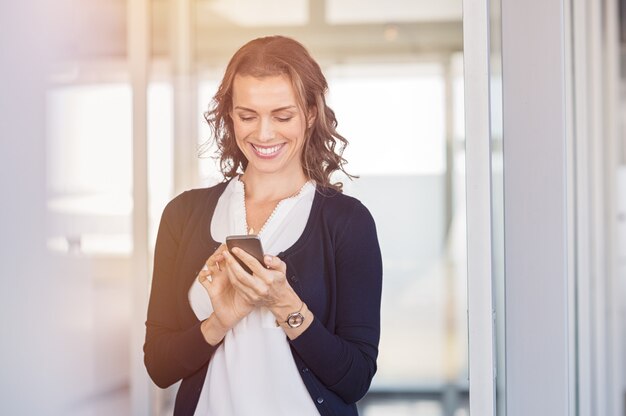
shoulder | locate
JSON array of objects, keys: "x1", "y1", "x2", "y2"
[
  {"x1": 316, "y1": 186, "x2": 377, "y2": 231},
  {"x1": 315, "y1": 187, "x2": 381, "y2": 266}
]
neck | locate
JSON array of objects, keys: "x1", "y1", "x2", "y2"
[{"x1": 240, "y1": 168, "x2": 308, "y2": 202}]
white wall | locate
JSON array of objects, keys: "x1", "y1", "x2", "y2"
[
  {"x1": 0, "y1": 3, "x2": 135, "y2": 415},
  {"x1": 0, "y1": 2, "x2": 62, "y2": 414}
]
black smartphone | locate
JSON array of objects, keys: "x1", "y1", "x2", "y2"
[{"x1": 225, "y1": 234, "x2": 266, "y2": 274}]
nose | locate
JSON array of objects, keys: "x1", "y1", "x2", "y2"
[{"x1": 258, "y1": 117, "x2": 275, "y2": 142}]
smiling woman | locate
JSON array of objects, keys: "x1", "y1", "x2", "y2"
[
  {"x1": 203, "y1": 36, "x2": 355, "y2": 191},
  {"x1": 143, "y1": 36, "x2": 383, "y2": 416}
]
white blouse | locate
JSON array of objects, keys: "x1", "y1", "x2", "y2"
[{"x1": 188, "y1": 177, "x2": 320, "y2": 416}]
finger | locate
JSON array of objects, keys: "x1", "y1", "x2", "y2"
[
  {"x1": 222, "y1": 250, "x2": 261, "y2": 287},
  {"x1": 200, "y1": 261, "x2": 220, "y2": 281},
  {"x1": 205, "y1": 248, "x2": 227, "y2": 271},
  {"x1": 210, "y1": 259, "x2": 225, "y2": 274},
  {"x1": 263, "y1": 255, "x2": 287, "y2": 274},
  {"x1": 240, "y1": 285, "x2": 262, "y2": 305},
  {"x1": 231, "y1": 247, "x2": 267, "y2": 276},
  {"x1": 197, "y1": 269, "x2": 213, "y2": 286},
  {"x1": 206, "y1": 253, "x2": 225, "y2": 269},
  {"x1": 222, "y1": 249, "x2": 255, "y2": 280},
  {"x1": 198, "y1": 259, "x2": 223, "y2": 283},
  {"x1": 223, "y1": 250, "x2": 269, "y2": 299},
  {"x1": 222, "y1": 260, "x2": 262, "y2": 303}
]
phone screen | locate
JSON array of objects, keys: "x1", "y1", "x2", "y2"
[{"x1": 225, "y1": 235, "x2": 265, "y2": 274}]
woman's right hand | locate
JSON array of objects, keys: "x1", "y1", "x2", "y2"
[{"x1": 198, "y1": 244, "x2": 255, "y2": 331}]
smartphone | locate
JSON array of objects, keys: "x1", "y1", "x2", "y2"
[{"x1": 225, "y1": 234, "x2": 266, "y2": 274}]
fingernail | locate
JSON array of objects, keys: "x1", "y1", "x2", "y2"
[{"x1": 264, "y1": 255, "x2": 272, "y2": 263}]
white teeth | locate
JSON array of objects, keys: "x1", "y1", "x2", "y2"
[{"x1": 253, "y1": 144, "x2": 282, "y2": 155}]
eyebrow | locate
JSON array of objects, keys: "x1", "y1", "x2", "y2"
[{"x1": 233, "y1": 105, "x2": 297, "y2": 113}]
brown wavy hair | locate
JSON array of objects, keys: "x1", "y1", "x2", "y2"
[{"x1": 202, "y1": 35, "x2": 355, "y2": 191}]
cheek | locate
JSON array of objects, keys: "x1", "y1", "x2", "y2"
[
  {"x1": 286, "y1": 123, "x2": 307, "y2": 143},
  {"x1": 232, "y1": 122, "x2": 249, "y2": 142},
  {"x1": 231, "y1": 126, "x2": 248, "y2": 155}
]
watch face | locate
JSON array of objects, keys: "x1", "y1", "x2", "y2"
[{"x1": 287, "y1": 312, "x2": 304, "y2": 328}]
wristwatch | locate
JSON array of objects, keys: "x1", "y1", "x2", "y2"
[{"x1": 276, "y1": 302, "x2": 306, "y2": 328}]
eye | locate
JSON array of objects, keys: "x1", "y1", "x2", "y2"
[
  {"x1": 274, "y1": 113, "x2": 295, "y2": 122},
  {"x1": 238, "y1": 115, "x2": 256, "y2": 122}
]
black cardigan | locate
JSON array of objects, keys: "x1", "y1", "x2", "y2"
[{"x1": 144, "y1": 181, "x2": 383, "y2": 416}]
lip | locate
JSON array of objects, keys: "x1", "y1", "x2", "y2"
[{"x1": 250, "y1": 143, "x2": 286, "y2": 159}]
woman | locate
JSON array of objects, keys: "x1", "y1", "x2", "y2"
[{"x1": 144, "y1": 36, "x2": 383, "y2": 416}]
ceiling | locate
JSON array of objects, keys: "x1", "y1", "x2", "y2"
[{"x1": 53, "y1": 0, "x2": 463, "y2": 63}]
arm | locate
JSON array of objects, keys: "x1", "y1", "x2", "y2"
[
  {"x1": 288, "y1": 202, "x2": 383, "y2": 403},
  {"x1": 143, "y1": 194, "x2": 220, "y2": 388}
]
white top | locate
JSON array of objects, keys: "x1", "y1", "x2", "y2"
[{"x1": 188, "y1": 177, "x2": 320, "y2": 416}]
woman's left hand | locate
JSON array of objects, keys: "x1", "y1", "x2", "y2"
[{"x1": 221, "y1": 248, "x2": 299, "y2": 310}]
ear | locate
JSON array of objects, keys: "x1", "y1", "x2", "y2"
[{"x1": 307, "y1": 106, "x2": 317, "y2": 128}]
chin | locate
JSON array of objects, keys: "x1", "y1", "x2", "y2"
[
  {"x1": 245, "y1": 157, "x2": 303, "y2": 177},
  {"x1": 247, "y1": 163, "x2": 289, "y2": 176}
]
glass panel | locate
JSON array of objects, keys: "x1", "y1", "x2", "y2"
[
  {"x1": 327, "y1": 60, "x2": 468, "y2": 416},
  {"x1": 148, "y1": 82, "x2": 175, "y2": 248},
  {"x1": 46, "y1": 80, "x2": 175, "y2": 255},
  {"x1": 326, "y1": 63, "x2": 446, "y2": 176},
  {"x1": 46, "y1": 83, "x2": 133, "y2": 256},
  {"x1": 44, "y1": 77, "x2": 135, "y2": 414},
  {"x1": 362, "y1": 400, "x2": 443, "y2": 416}
]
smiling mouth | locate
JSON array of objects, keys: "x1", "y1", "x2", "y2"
[{"x1": 251, "y1": 143, "x2": 285, "y2": 157}]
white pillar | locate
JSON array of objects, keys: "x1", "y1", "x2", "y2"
[
  {"x1": 462, "y1": 0, "x2": 497, "y2": 415},
  {"x1": 501, "y1": 0, "x2": 574, "y2": 414},
  {"x1": 128, "y1": 0, "x2": 153, "y2": 414},
  {"x1": 172, "y1": 0, "x2": 198, "y2": 194},
  {"x1": 0, "y1": 1, "x2": 64, "y2": 414}
]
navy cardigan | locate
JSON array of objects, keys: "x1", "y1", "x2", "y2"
[{"x1": 144, "y1": 181, "x2": 383, "y2": 416}]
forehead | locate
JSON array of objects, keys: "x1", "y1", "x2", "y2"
[{"x1": 231, "y1": 74, "x2": 299, "y2": 110}]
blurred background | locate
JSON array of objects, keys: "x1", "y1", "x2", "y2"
[
  {"x1": 36, "y1": 1, "x2": 468, "y2": 415},
  {"x1": 2, "y1": 1, "x2": 626, "y2": 416}
]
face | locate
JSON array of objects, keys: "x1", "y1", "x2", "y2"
[{"x1": 230, "y1": 74, "x2": 312, "y2": 179}]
